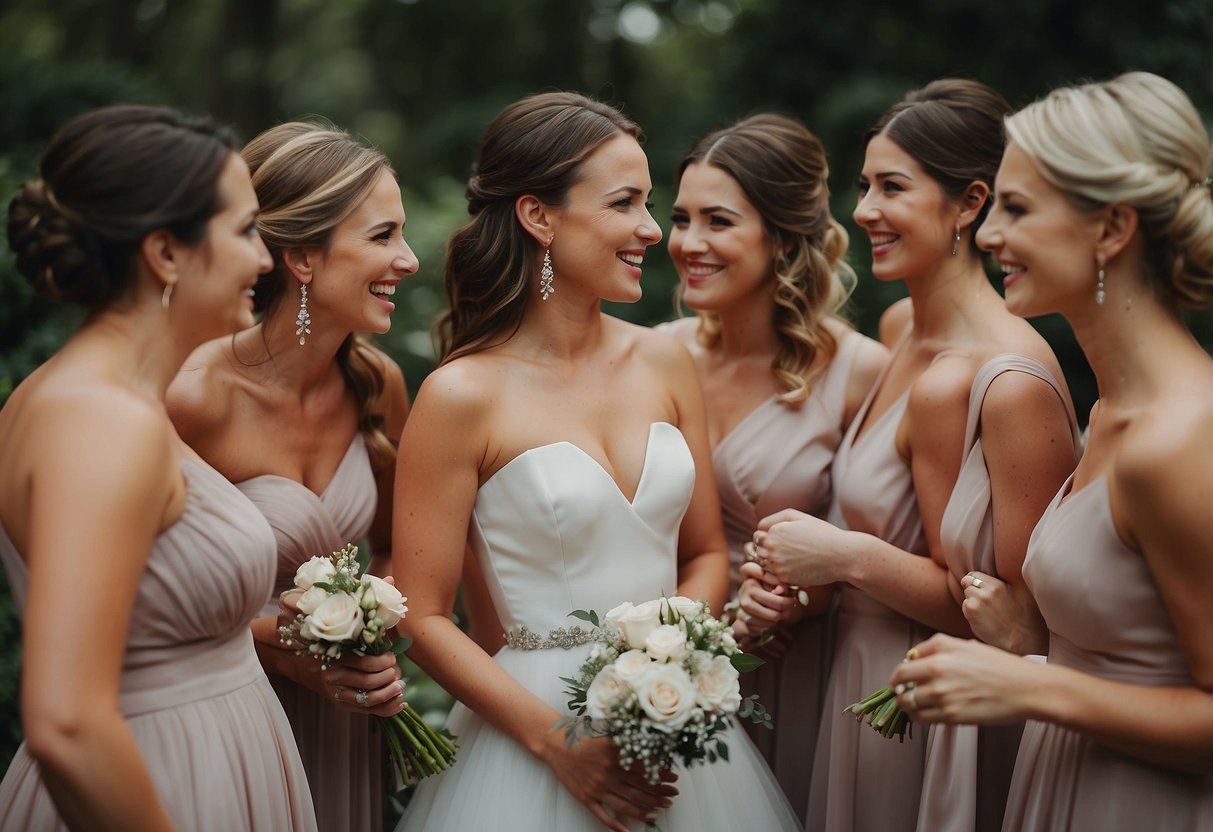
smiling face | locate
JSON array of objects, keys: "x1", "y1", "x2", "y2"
[
  {"x1": 853, "y1": 133, "x2": 960, "y2": 283},
  {"x1": 977, "y1": 143, "x2": 1102, "y2": 319},
  {"x1": 307, "y1": 168, "x2": 418, "y2": 335},
  {"x1": 176, "y1": 153, "x2": 272, "y2": 340},
  {"x1": 668, "y1": 162, "x2": 775, "y2": 313},
  {"x1": 548, "y1": 133, "x2": 662, "y2": 303}
]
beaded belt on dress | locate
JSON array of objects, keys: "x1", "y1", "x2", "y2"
[{"x1": 504, "y1": 624, "x2": 604, "y2": 650}]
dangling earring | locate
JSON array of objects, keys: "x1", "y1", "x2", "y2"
[
  {"x1": 1095, "y1": 262, "x2": 1106, "y2": 306},
  {"x1": 950, "y1": 225, "x2": 961, "y2": 257},
  {"x1": 161, "y1": 282, "x2": 174, "y2": 310},
  {"x1": 539, "y1": 242, "x2": 555, "y2": 301},
  {"x1": 295, "y1": 283, "x2": 312, "y2": 345}
]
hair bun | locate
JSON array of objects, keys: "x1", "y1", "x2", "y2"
[{"x1": 7, "y1": 180, "x2": 113, "y2": 305}]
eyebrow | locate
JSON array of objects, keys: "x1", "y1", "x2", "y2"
[
  {"x1": 866, "y1": 170, "x2": 913, "y2": 181},
  {"x1": 366, "y1": 220, "x2": 401, "y2": 233},
  {"x1": 604, "y1": 186, "x2": 649, "y2": 198}
]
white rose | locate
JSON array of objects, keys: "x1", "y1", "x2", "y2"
[
  {"x1": 665, "y1": 596, "x2": 702, "y2": 621},
  {"x1": 644, "y1": 624, "x2": 689, "y2": 663},
  {"x1": 695, "y1": 654, "x2": 742, "y2": 713},
  {"x1": 613, "y1": 649, "x2": 653, "y2": 683},
  {"x1": 300, "y1": 591, "x2": 364, "y2": 643},
  {"x1": 294, "y1": 556, "x2": 337, "y2": 590},
  {"x1": 294, "y1": 586, "x2": 329, "y2": 616},
  {"x1": 606, "y1": 599, "x2": 663, "y2": 650},
  {"x1": 360, "y1": 574, "x2": 408, "y2": 629},
  {"x1": 634, "y1": 663, "x2": 698, "y2": 731},
  {"x1": 586, "y1": 665, "x2": 630, "y2": 719}
]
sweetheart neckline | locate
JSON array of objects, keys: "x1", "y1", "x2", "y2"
[{"x1": 478, "y1": 421, "x2": 679, "y2": 507}]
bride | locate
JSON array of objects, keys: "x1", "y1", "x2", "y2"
[{"x1": 392, "y1": 92, "x2": 800, "y2": 831}]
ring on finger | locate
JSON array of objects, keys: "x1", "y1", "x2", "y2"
[
  {"x1": 971, "y1": 576, "x2": 984, "y2": 589},
  {"x1": 334, "y1": 685, "x2": 343, "y2": 703},
  {"x1": 355, "y1": 689, "x2": 370, "y2": 707},
  {"x1": 908, "y1": 686, "x2": 918, "y2": 709}
]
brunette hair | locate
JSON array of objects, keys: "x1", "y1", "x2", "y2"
[
  {"x1": 1006, "y1": 72, "x2": 1213, "y2": 308},
  {"x1": 241, "y1": 120, "x2": 397, "y2": 470},
  {"x1": 867, "y1": 79, "x2": 1013, "y2": 252},
  {"x1": 674, "y1": 113, "x2": 854, "y2": 404},
  {"x1": 7, "y1": 104, "x2": 235, "y2": 309},
  {"x1": 438, "y1": 91, "x2": 641, "y2": 361}
]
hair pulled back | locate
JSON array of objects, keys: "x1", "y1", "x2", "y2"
[
  {"x1": 1006, "y1": 71, "x2": 1213, "y2": 308},
  {"x1": 241, "y1": 120, "x2": 398, "y2": 470},
  {"x1": 867, "y1": 79, "x2": 1012, "y2": 251},
  {"x1": 7, "y1": 104, "x2": 235, "y2": 309},
  {"x1": 438, "y1": 92, "x2": 641, "y2": 361},
  {"x1": 676, "y1": 113, "x2": 854, "y2": 404}
]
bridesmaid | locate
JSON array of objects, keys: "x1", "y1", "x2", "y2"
[
  {"x1": 168, "y1": 121, "x2": 415, "y2": 831},
  {"x1": 0, "y1": 105, "x2": 316, "y2": 829},
  {"x1": 892, "y1": 71, "x2": 1213, "y2": 831},
  {"x1": 754, "y1": 80, "x2": 1078, "y2": 831},
  {"x1": 658, "y1": 112, "x2": 887, "y2": 820}
]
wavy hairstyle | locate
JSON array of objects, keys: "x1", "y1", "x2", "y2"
[
  {"x1": 7, "y1": 104, "x2": 235, "y2": 310},
  {"x1": 437, "y1": 92, "x2": 641, "y2": 361},
  {"x1": 867, "y1": 79, "x2": 1013, "y2": 253},
  {"x1": 1006, "y1": 71, "x2": 1213, "y2": 308},
  {"x1": 241, "y1": 120, "x2": 398, "y2": 471},
  {"x1": 674, "y1": 113, "x2": 854, "y2": 405}
]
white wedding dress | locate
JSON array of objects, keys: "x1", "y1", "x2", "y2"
[{"x1": 399, "y1": 422, "x2": 799, "y2": 831}]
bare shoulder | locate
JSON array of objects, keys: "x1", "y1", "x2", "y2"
[
  {"x1": 651, "y1": 315, "x2": 700, "y2": 349},
  {"x1": 166, "y1": 337, "x2": 240, "y2": 443},
  {"x1": 625, "y1": 317, "x2": 697, "y2": 376},
  {"x1": 878, "y1": 297, "x2": 913, "y2": 347},
  {"x1": 908, "y1": 351, "x2": 976, "y2": 416},
  {"x1": 410, "y1": 355, "x2": 498, "y2": 428},
  {"x1": 1117, "y1": 389, "x2": 1213, "y2": 497}
]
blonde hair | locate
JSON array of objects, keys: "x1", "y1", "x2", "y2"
[
  {"x1": 1006, "y1": 72, "x2": 1213, "y2": 307},
  {"x1": 674, "y1": 113, "x2": 854, "y2": 405}
]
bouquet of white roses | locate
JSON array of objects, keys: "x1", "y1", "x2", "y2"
[
  {"x1": 559, "y1": 596, "x2": 770, "y2": 785},
  {"x1": 277, "y1": 544, "x2": 457, "y2": 785}
]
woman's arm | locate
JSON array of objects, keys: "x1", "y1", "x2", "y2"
[
  {"x1": 393, "y1": 366, "x2": 674, "y2": 831},
  {"x1": 20, "y1": 397, "x2": 177, "y2": 831}
]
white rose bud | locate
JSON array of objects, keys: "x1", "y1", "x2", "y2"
[
  {"x1": 294, "y1": 556, "x2": 337, "y2": 590},
  {"x1": 614, "y1": 649, "x2": 653, "y2": 683},
  {"x1": 665, "y1": 596, "x2": 702, "y2": 621},
  {"x1": 634, "y1": 663, "x2": 697, "y2": 731},
  {"x1": 294, "y1": 586, "x2": 329, "y2": 616},
  {"x1": 360, "y1": 574, "x2": 407, "y2": 629},
  {"x1": 606, "y1": 599, "x2": 663, "y2": 650},
  {"x1": 300, "y1": 591, "x2": 364, "y2": 643},
  {"x1": 586, "y1": 664, "x2": 630, "y2": 719},
  {"x1": 644, "y1": 624, "x2": 690, "y2": 663},
  {"x1": 694, "y1": 654, "x2": 742, "y2": 713}
]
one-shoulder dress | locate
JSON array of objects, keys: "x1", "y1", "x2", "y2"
[
  {"x1": 236, "y1": 433, "x2": 383, "y2": 832},
  {"x1": 0, "y1": 458, "x2": 317, "y2": 831},
  {"x1": 398, "y1": 422, "x2": 800, "y2": 831}
]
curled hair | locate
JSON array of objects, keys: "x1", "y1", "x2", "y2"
[
  {"x1": 438, "y1": 92, "x2": 641, "y2": 361},
  {"x1": 7, "y1": 104, "x2": 235, "y2": 309},
  {"x1": 1006, "y1": 72, "x2": 1213, "y2": 308},
  {"x1": 868, "y1": 79, "x2": 1013, "y2": 251},
  {"x1": 242, "y1": 120, "x2": 397, "y2": 470},
  {"x1": 674, "y1": 113, "x2": 854, "y2": 404}
]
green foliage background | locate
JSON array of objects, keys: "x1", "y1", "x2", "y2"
[{"x1": 1, "y1": 0, "x2": 1211, "y2": 793}]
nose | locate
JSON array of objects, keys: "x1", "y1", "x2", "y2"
[
  {"x1": 638, "y1": 205, "x2": 663, "y2": 245},
  {"x1": 393, "y1": 237, "x2": 420, "y2": 276},
  {"x1": 974, "y1": 211, "x2": 1000, "y2": 253},
  {"x1": 255, "y1": 234, "x2": 273, "y2": 274},
  {"x1": 853, "y1": 187, "x2": 879, "y2": 228}
]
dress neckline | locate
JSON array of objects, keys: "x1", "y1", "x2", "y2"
[{"x1": 233, "y1": 432, "x2": 364, "y2": 499}]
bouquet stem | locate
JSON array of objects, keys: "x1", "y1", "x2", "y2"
[
  {"x1": 380, "y1": 704, "x2": 458, "y2": 785},
  {"x1": 842, "y1": 686, "x2": 913, "y2": 742}
]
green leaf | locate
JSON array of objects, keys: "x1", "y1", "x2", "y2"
[
  {"x1": 567, "y1": 609, "x2": 599, "y2": 627},
  {"x1": 391, "y1": 637, "x2": 413, "y2": 655},
  {"x1": 729, "y1": 653, "x2": 766, "y2": 673},
  {"x1": 717, "y1": 741, "x2": 729, "y2": 762}
]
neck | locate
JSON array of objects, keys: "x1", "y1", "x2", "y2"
[
  {"x1": 707, "y1": 289, "x2": 780, "y2": 359},
  {"x1": 905, "y1": 252, "x2": 999, "y2": 340},
  {"x1": 514, "y1": 290, "x2": 606, "y2": 362},
  {"x1": 235, "y1": 304, "x2": 350, "y2": 394},
  {"x1": 84, "y1": 302, "x2": 207, "y2": 399}
]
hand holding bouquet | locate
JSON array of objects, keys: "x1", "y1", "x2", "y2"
[
  {"x1": 559, "y1": 596, "x2": 770, "y2": 785},
  {"x1": 278, "y1": 544, "x2": 457, "y2": 785}
]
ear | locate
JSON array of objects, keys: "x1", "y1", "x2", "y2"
[
  {"x1": 957, "y1": 180, "x2": 991, "y2": 228},
  {"x1": 282, "y1": 247, "x2": 315, "y2": 285},
  {"x1": 139, "y1": 228, "x2": 179, "y2": 289},
  {"x1": 514, "y1": 195, "x2": 555, "y2": 246},
  {"x1": 1094, "y1": 203, "x2": 1139, "y2": 263}
]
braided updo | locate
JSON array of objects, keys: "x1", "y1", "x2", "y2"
[{"x1": 7, "y1": 104, "x2": 235, "y2": 309}]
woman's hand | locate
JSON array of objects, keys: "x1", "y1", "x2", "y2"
[
  {"x1": 316, "y1": 652, "x2": 406, "y2": 717},
  {"x1": 735, "y1": 561, "x2": 798, "y2": 636},
  {"x1": 960, "y1": 571, "x2": 1049, "y2": 655},
  {"x1": 544, "y1": 733, "x2": 678, "y2": 831},
  {"x1": 756, "y1": 509, "x2": 857, "y2": 588},
  {"x1": 888, "y1": 633, "x2": 1044, "y2": 726}
]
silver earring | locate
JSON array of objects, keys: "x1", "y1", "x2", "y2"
[
  {"x1": 539, "y1": 246, "x2": 555, "y2": 301},
  {"x1": 950, "y1": 226, "x2": 961, "y2": 257},
  {"x1": 161, "y1": 282, "x2": 174, "y2": 310},
  {"x1": 1095, "y1": 265, "x2": 1106, "y2": 306},
  {"x1": 296, "y1": 284, "x2": 312, "y2": 345}
]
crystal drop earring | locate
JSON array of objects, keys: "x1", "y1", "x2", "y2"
[{"x1": 295, "y1": 283, "x2": 312, "y2": 345}]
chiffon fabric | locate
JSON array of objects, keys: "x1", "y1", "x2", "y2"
[
  {"x1": 709, "y1": 329, "x2": 864, "y2": 821},
  {"x1": 807, "y1": 336, "x2": 932, "y2": 832},
  {"x1": 0, "y1": 458, "x2": 317, "y2": 832},
  {"x1": 917, "y1": 355, "x2": 1079, "y2": 832},
  {"x1": 1001, "y1": 474, "x2": 1213, "y2": 831},
  {"x1": 399, "y1": 422, "x2": 800, "y2": 832},
  {"x1": 236, "y1": 433, "x2": 383, "y2": 832}
]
